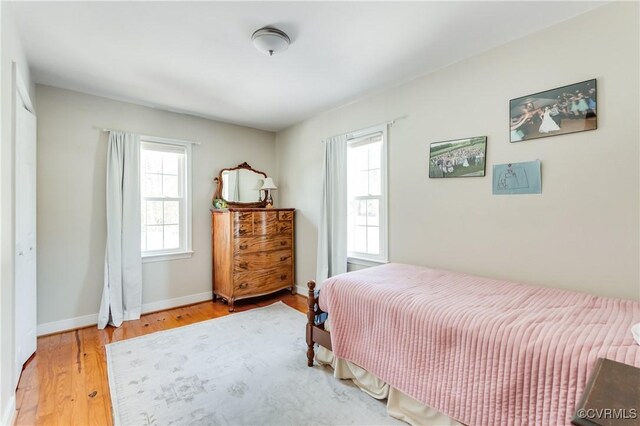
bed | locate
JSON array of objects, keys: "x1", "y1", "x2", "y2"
[{"x1": 305, "y1": 263, "x2": 640, "y2": 425}]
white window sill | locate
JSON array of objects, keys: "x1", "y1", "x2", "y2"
[
  {"x1": 142, "y1": 251, "x2": 194, "y2": 263},
  {"x1": 347, "y1": 257, "x2": 388, "y2": 267}
]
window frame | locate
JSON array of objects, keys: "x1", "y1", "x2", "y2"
[
  {"x1": 140, "y1": 135, "x2": 194, "y2": 263},
  {"x1": 346, "y1": 124, "x2": 389, "y2": 264}
]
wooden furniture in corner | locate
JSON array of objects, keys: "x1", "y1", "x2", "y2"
[
  {"x1": 572, "y1": 358, "x2": 640, "y2": 426},
  {"x1": 211, "y1": 208, "x2": 295, "y2": 311}
]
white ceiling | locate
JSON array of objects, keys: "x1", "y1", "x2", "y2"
[{"x1": 8, "y1": 1, "x2": 605, "y2": 132}]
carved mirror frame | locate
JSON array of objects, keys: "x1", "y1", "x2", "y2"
[{"x1": 213, "y1": 162, "x2": 268, "y2": 208}]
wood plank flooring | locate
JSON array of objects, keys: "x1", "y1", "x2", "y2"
[{"x1": 14, "y1": 291, "x2": 308, "y2": 425}]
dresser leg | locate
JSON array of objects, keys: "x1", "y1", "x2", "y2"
[
  {"x1": 212, "y1": 293, "x2": 217, "y2": 302},
  {"x1": 290, "y1": 286, "x2": 296, "y2": 295},
  {"x1": 228, "y1": 299, "x2": 235, "y2": 312}
]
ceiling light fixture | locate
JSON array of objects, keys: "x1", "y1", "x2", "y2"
[{"x1": 251, "y1": 26, "x2": 290, "y2": 57}]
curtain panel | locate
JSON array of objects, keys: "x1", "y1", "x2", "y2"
[
  {"x1": 316, "y1": 135, "x2": 348, "y2": 287},
  {"x1": 98, "y1": 131, "x2": 142, "y2": 329}
]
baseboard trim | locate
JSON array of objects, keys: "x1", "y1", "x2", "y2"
[
  {"x1": 37, "y1": 312, "x2": 98, "y2": 337},
  {"x1": 2, "y1": 394, "x2": 16, "y2": 426},
  {"x1": 36, "y1": 291, "x2": 213, "y2": 336},
  {"x1": 140, "y1": 291, "x2": 212, "y2": 315},
  {"x1": 295, "y1": 284, "x2": 307, "y2": 295}
]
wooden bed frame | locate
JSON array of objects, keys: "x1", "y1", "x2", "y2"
[{"x1": 306, "y1": 280, "x2": 332, "y2": 366}]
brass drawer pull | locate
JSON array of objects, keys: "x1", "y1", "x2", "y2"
[
  {"x1": 280, "y1": 241, "x2": 286, "y2": 246},
  {"x1": 280, "y1": 274, "x2": 287, "y2": 280},
  {"x1": 280, "y1": 256, "x2": 287, "y2": 261},
  {"x1": 239, "y1": 244, "x2": 248, "y2": 250},
  {"x1": 239, "y1": 262, "x2": 248, "y2": 269},
  {"x1": 239, "y1": 282, "x2": 249, "y2": 289}
]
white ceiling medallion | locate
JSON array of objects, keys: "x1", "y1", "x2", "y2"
[{"x1": 251, "y1": 26, "x2": 290, "y2": 56}]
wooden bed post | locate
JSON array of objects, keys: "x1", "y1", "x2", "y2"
[{"x1": 306, "y1": 280, "x2": 316, "y2": 367}]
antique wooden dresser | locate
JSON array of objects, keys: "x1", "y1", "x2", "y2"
[{"x1": 211, "y1": 208, "x2": 295, "y2": 311}]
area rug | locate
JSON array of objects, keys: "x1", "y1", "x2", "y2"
[{"x1": 106, "y1": 302, "x2": 400, "y2": 425}]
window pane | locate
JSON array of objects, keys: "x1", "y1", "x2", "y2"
[
  {"x1": 143, "y1": 174, "x2": 162, "y2": 197},
  {"x1": 162, "y1": 152, "x2": 180, "y2": 175},
  {"x1": 353, "y1": 171, "x2": 368, "y2": 197},
  {"x1": 354, "y1": 226, "x2": 367, "y2": 253},
  {"x1": 146, "y1": 225, "x2": 163, "y2": 251},
  {"x1": 353, "y1": 145, "x2": 368, "y2": 171},
  {"x1": 347, "y1": 224, "x2": 354, "y2": 253},
  {"x1": 347, "y1": 152, "x2": 356, "y2": 181},
  {"x1": 163, "y1": 201, "x2": 179, "y2": 225},
  {"x1": 141, "y1": 200, "x2": 147, "y2": 226},
  {"x1": 355, "y1": 200, "x2": 367, "y2": 226},
  {"x1": 142, "y1": 150, "x2": 162, "y2": 174},
  {"x1": 367, "y1": 227, "x2": 380, "y2": 255},
  {"x1": 369, "y1": 169, "x2": 381, "y2": 196},
  {"x1": 164, "y1": 225, "x2": 180, "y2": 249},
  {"x1": 146, "y1": 201, "x2": 163, "y2": 225},
  {"x1": 163, "y1": 175, "x2": 179, "y2": 197},
  {"x1": 367, "y1": 199, "x2": 379, "y2": 226},
  {"x1": 347, "y1": 200, "x2": 355, "y2": 253},
  {"x1": 141, "y1": 227, "x2": 147, "y2": 251},
  {"x1": 369, "y1": 142, "x2": 381, "y2": 169}
]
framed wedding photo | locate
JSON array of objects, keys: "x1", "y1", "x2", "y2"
[
  {"x1": 509, "y1": 79, "x2": 597, "y2": 143},
  {"x1": 428, "y1": 136, "x2": 487, "y2": 178}
]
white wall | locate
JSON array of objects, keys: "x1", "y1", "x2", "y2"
[
  {"x1": 36, "y1": 85, "x2": 276, "y2": 330},
  {"x1": 0, "y1": 5, "x2": 35, "y2": 425},
  {"x1": 275, "y1": 2, "x2": 640, "y2": 301}
]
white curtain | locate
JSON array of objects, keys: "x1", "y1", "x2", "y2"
[
  {"x1": 316, "y1": 135, "x2": 348, "y2": 287},
  {"x1": 98, "y1": 131, "x2": 142, "y2": 329}
]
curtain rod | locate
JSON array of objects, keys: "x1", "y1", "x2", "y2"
[
  {"x1": 321, "y1": 115, "x2": 408, "y2": 143},
  {"x1": 93, "y1": 126, "x2": 201, "y2": 145}
]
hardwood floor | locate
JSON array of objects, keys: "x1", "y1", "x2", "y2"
[{"x1": 14, "y1": 291, "x2": 308, "y2": 425}]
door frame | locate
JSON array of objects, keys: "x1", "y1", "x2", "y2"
[
  {"x1": 14, "y1": 63, "x2": 34, "y2": 114},
  {"x1": 12, "y1": 62, "x2": 36, "y2": 389}
]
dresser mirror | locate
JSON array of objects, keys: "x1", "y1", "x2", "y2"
[{"x1": 213, "y1": 162, "x2": 268, "y2": 208}]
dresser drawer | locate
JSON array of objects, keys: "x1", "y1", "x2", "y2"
[
  {"x1": 277, "y1": 221, "x2": 293, "y2": 234},
  {"x1": 233, "y1": 211, "x2": 253, "y2": 222},
  {"x1": 234, "y1": 236, "x2": 292, "y2": 254},
  {"x1": 233, "y1": 222, "x2": 252, "y2": 237},
  {"x1": 253, "y1": 211, "x2": 278, "y2": 236},
  {"x1": 234, "y1": 249, "x2": 292, "y2": 272},
  {"x1": 253, "y1": 211, "x2": 278, "y2": 224},
  {"x1": 233, "y1": 266, "x2": 293, "y2": 296},
  {"x1": 278, "y1": 211, "x2": 293, "y2": 221}
]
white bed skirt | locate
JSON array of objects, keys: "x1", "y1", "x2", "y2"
[{"x1": 315, "y1": 346, "x2": 462, "y2": 426}]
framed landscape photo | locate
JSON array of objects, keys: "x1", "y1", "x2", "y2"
[
  {"x1": 428, "y1": 136, "x2": 487, "y2": 178},
  {"x1": 510, "y1": 79, "x2": 597, "y2": 143}
]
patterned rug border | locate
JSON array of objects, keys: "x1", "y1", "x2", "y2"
[{"x1": 105, "y1": 301, "x2": 300, "y2": 350}]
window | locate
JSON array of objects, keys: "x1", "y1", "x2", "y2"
[
  {"x1": 347, "y1": 125, "x2": 388, "y2": 264},
  {"x1": 140, "y1": 137, "x2": 193, "y2": 261}
]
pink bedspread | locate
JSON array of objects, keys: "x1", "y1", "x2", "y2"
[{"x1": 318, "y1": 263, "x2": 640, "y2": 426}]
